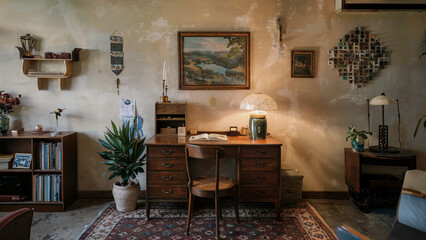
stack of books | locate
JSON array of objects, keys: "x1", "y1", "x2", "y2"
[
  {"x1": 38, "y1": 142, "x2": 62, "y2": 170},
  {"x1": 0, "y1": 154, "x2": 14, "y2": 170},
  {"x1": 33, "y1": 174, "x2": 62, "y2": 202}
]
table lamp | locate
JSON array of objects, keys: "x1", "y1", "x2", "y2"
[
  {"x1": 368, "y1": 92, "x2": 400, "y2": 153},
  {"x1": 240, "y1": 93, "x2": 277, "y2": 139}
]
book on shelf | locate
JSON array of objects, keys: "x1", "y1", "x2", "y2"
[
  {"x1": 34, "y1": 174, "x2": 61, "y2": 202},
  {"x1": 0, "y1": 195, "x2": 25, "y2": 202},
  {"x1": 0, "y1": 154, "x2": 14, "y2": 170},
  {"x1": 189, "y1": 133, "x2": 228, "y2": 141},
  {"x1": 38, "y1": 142, "x2": 62, "y2": 170}
]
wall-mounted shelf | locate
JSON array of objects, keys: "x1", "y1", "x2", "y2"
[{"x1": 17, "y1": 47, "x2": 82, "y2": 90}]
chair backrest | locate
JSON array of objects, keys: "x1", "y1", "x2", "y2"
[
  {"x1": 185, "y1": 144, "x2": 225, "y2": 192},
  {"x1": 396, "y1": 169, "x2": 426, "y2": 233},
  {"x1": 0, "y1": 208, "x2": 33, "y2": 240}
]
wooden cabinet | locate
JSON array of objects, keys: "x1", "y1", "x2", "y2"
[
  {"x1": 17, "y1": 47, "x2": 82, "y2": 90},
  {"x1": 145, "y1": 135, "x2": 282, "y2": 220},
  {"x1": 0, "y1": 132, "x2": 77, "y2": 212},
  {"x1": 345, "y1": 148, "x2": 416, "y2": 212},
  {"x1": 155, "y1": 102, "x2": 186, "y2": 134}
]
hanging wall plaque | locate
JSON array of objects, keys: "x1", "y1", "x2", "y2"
[
  {"x1": 328, "y1": 26, "x2": 390, "y2": 88},
  {"x1": 110, "y1": 31, "x2": 124, "y2": 94}
]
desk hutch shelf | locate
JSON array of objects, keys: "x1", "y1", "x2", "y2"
[
  {"x1": 17, "y1": 47, "x2": 82, "y2": 90},
  {"x1": 0, "y1": 132, "x2": 77, "y2": 212}
]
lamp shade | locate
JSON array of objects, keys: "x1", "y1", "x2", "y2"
[
  {"x1": 370, "y1": 93, "x2": 396, "y2": 106},
  {"x1": 239, "y1": 93, "x2": 277, "y2": 111}
]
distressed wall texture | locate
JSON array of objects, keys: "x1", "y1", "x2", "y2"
[{"x1": 0, "y1": 0, "x2": 425, "y2": 191}]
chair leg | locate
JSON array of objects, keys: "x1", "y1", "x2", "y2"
[
  {"x1": 215, "y1": 193, "x2": 220, "y2": 240},
  {"x1": 186, "y1": 193, "x2": 194, "y2": 235},
  {"x1": 234, "y1": 187, "x2": 240, "y2": 223},
  {"x1": 146, "y1": 201, "x2": 150, "y2": 220}
]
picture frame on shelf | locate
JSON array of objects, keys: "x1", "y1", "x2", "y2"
[
  {"x1": 12, "y1": 153, "x2": 32, "y2": 169},
  {"x1": 178, "y1": 32, "x2": 250, "y2": 90},
  {"x1": 291, "y1": 50, "x2": 315, "y2": 78}
]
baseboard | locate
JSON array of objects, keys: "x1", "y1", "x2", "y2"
[
  {"x1": 302, "y1": 191, "x2": 348, "y2": 200},
  {"x1": 78, "y1": 190, "x2": 146, "y2": 199}
]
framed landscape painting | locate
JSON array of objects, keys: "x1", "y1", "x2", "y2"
[
  {"x1": 179, "y1": 32, "x2": 250, "y2": 90},
  {"x1": 291, "y1": 50, "x2": 315, "y2": 78}
]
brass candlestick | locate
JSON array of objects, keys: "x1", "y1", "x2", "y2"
[{"x1": 161, "y1": 79, "x2": 170, "y2": 103}]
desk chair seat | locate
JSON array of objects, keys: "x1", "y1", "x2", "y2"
[
  {"x1": 192, "y1": 176, "x2": 236, "y2": 196},
  {"x1": 185, "y1": 144, "x2": 239, "y2": 240}
]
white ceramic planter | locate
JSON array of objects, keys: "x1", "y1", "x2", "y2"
[{"x1": 112, "y1": 180, "x2": 140, "y2": 212}]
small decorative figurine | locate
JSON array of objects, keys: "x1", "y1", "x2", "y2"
[
  {"x1": 50, "y1": 108, "x2": 65, "y2": 136},
  {"x1": 35, "y1": 125, "x2": 43, "y2": 132}
]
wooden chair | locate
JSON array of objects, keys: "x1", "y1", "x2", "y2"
[
  {"x1": 0, "y1": 208, "x2": 34, "y2": 240},
  {"x1": 185, "y1": 144, "x2": 239, "y2": 239}
]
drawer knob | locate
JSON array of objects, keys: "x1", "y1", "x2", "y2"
[
  {"x1": 255, "y1": 151, "x2": 266, "y2": 155},
  {"x1": 162, "y1": 162, "x2": 174, "y2": 168},
  {"x1": 161, "y1": 149, "x2": 175, "y2": 155},
  {"x1": 255, "y1": 163, "x2": 265, "y2": 168},
  {"x1": 162, "y1": 189, "x2": 173, "y2": 194},
  {"x1": 255, "y1": 176, "x2": 265, "y2": 182},
  {"x1": 161, "y1": 176, "x2": 174, "y2": 181},
  {"x1": 255, "y1": 190, "x2": 266, "y2": 195}
]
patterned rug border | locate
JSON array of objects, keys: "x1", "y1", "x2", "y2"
[
  {"x1": 304, "y1": 202, "x2": 337, "y2": 239},
  {"x1": 77, "y1": 201, "x2": 337, "y2": 240},
  {"x1": 76, "y1": 201, "x2": 113, "y2": 240}
]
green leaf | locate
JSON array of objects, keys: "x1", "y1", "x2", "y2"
[
  {"x1": 99, "y1": 139, "x2": 113, "y2": 150},
  {"x1": 414, "y1": 115, "x2": 426, "y2": 138}
]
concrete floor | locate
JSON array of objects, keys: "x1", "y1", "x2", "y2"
[{"x1": 0, "y1": 199, "x2": 395, "y2": 240}]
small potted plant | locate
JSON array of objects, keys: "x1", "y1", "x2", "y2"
[
  {"x1": 0, "y1": 91, "x2": 21, "y2": 134},
  {"x1": 346, "y1": 125, "x2": 372, "y2": 152},
  {"x1": 98, "y1": 120, "x2": 146, "y2": 212}
]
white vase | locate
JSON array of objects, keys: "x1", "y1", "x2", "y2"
[{"x1": 112, "y1": 180, "x2": 140, "y2": 212}]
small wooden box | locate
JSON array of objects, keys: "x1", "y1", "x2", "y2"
[{"x1": 281, "y1": 169, "x2": 304, "y2": 203}]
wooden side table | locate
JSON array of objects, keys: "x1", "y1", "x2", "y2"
[{"x1": 344, "y1": 148, "x2": 416, "y2": 212}]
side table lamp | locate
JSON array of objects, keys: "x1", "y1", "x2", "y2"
[
  {"x1": 368, "y1": 93, "x2": 400, "y2": 153},
  {"x1": 240, "y1": 93, "x2": 277, "y2": 139}
]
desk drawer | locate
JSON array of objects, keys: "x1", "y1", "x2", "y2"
[
  {"x1": 239, "y1": 185, "x2": 279, "y2": 199},
  {"x1": 148, "y1": 158, "x2": 186, "y2": 171},
  {"x1": 240, "y1": 146, "x2": 280, "y2": 158},
  {"x1": 240, "y1": 158, "x2": 279, "y2": 171},
  {"x1": 148, "y1": 172, "x2": 187, "y2": 185},
  {"x1": 148, "y1": 185, "x2": 187, "y2": 198},
  {"x1": 240, "y1": 172, "x2": 279, "y2": 185},
  {"x1": 149, "y1": 146, "x2": 185, "y2": 158}
]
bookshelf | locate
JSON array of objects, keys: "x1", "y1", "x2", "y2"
[{"x1": 0, "y1": 132, "x2": 77, "y2": 212}]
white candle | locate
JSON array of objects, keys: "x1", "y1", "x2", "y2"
[
  {"x1": 162, "y1": 61, "x2": 166, "y2": 80},
  {"x1": 165, "y1": 67, "x2": 167, "y2": 85}
]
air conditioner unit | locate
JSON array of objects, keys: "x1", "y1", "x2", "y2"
[{"x1": 335, "y1": 0, "x2": 426, "y2": 12}]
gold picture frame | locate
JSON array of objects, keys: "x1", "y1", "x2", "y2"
[{"x1": 179, "y1": 32, "x2": 250, "y2": 90}]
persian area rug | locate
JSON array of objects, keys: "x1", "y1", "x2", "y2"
[{"x1": 77, "y1": 202, "x2": 337, "y2": 240}]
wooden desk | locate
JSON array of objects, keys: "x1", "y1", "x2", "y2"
[
  {"x1": 145, "y1": 135, "x2": 282, "y2": 219},
  {"x1": 345, "y1": 148, "x2": 416, "y2": 212}
]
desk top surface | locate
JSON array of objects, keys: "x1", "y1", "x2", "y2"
[{"x1": 146, "y1": 134, "x2": 282, "y2": 146}]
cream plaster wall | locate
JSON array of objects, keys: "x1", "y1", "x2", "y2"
[{"x1": 0, "y1": 0, "x2": 425, "y2": 192}]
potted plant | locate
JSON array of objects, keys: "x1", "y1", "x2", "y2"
[
  {"x1": 346, "y1": 125, "x2": 372, "y2": 152},
  {"x1": 98, "y1": 120, "x2": 146, "y2": 212},
  {"x1": 414, "y1": 115, "x2": 425, "y2": 138},
  {"x1": 0, "y1": 91, "x2": 21, "y2": 134}
]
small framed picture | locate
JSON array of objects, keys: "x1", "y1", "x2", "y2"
[
  {"x1": 291, "y1": 50, "x2": 315, "y2": 78},
  {"x1": 12, "y1": 153, "x2": 32, "y2": 169}
]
